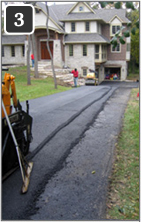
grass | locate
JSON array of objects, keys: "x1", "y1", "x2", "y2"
[
  {"x1": 2, "y1": 66, "x2": 72, "y2": 101},
  {"x1": 126, "y1": 73, "x2": 139, "y2": 81},
  {"x1": 106, "y1": 88, "x2": 139, "y2": 220}
]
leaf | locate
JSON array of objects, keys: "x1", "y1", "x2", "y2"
[
  {"x1": 126, "y1": 2, "x2": 135, "y2": 10},
  {"x1": 111, "y1": 36, "x2": 118, "y2": 48},
  {"x1": 115, "y1": 2, "x2": 121, "y2": 9},
  {"x1": 119, "y1": 36, "x2": 125, "y2": 44},
  {"x1": 127, "y1": 22, "x2": 132, "y2": 27},
  {"x1": 135, "y1": 20, "x2": 139, "y2": 29},
  {"x1": 110, "y1": 36, "x2": 117, "y2": 43},
  {"x1": 120, "y1": 26, "x2": 126, "y2": 31},
  {"x1": 131, "y1": 27, "x2": 136, "y2": 35},
  {"x1": 100, "y1": 2, "x2": 108, "y2": 8},
  {"x1": 115, "y1": 30, "x2": 121, "y2": 37},
  {"x1": 123, "y1": 30, "x2": 130, "y2": 37}
]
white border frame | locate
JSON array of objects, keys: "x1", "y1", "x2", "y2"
[{"x1": 4, "y1": 4, "x2": 35, "y2": 35}]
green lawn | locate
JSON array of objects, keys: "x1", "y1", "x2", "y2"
[
  {"x1": 2, "y1": 66, "x2": 72, "y2": 101},
  {"x1": 106, "y1": 88, "x2": 139, "y2": 220}
]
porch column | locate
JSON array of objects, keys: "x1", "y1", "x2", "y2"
[
  {"x1": 99, "y1": 44, "x2": 102, "y2": 62},
  {"x1": 55, "y1": 32, "x2": 59, "y2": 40},
  {"x1": 53, "y1": 40, "x2": 62, "y2": 68}
]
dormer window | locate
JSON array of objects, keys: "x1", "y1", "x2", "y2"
[
  {"x1": 112, "y1": 25, "x2": 120, "y2": 34},
  {"x1": 79, "y1": 6, "x2": 84, "y2": 11},
  {"x1": 110, "y1": 24, "x2": 121, "y2": 36}
]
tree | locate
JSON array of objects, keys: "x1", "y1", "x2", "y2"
[
  {"x1": 27, "y1": 35, "x2": 31, "y2": 85},
  {"x1": 24, "y1": 1, "x2": 39, "y2": 79},
  {"x1": 45, "y1": 2, "x2": 57, "y2": 89},
  {"x1": 92, "y1": 2, "x2": 139, "y2": 48},
  {"x1": 31, "y1": 32, "x2": 39, "y2": 78},
  {"x1": 127, "y1": 9, "x2": 139, "y2": 73}
]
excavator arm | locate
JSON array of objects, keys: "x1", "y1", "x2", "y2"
[
  {"x1": 2, "y1": 69, "x2": 33, "y2": 180},
  {"x1": 2, "y1": 72, "x2": 18, "y2": 118}
]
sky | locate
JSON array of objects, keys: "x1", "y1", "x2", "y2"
[{"x1": 2, "y1": 1, "x2": 76, "y2": 9}]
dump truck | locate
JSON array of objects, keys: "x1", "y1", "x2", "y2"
[{"x1": 85, "y1": 70, "x2": 99, "y2": 86}]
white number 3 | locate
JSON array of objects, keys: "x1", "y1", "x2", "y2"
[{"x1": 14, "y1": 13, "x2": 24, "y2": 27}]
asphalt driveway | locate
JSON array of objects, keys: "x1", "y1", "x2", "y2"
[{"x1": 2, "y1": 81, "x2": 139, "y2": 220}]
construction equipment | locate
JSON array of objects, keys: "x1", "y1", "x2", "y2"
[
  {"x1": 85, "y1": 70, "x2": 99, "y2": 86},
  {"x1": 2, "y1": 69, "x2": 33, "y2": 193}
]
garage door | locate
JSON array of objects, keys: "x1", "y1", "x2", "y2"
[{"x1": 105, "y1": 67, "x2": 121, "y2": 80}]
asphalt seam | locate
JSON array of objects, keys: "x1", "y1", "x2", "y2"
[{"x1": 27, "y1": 86, "x2": 112, "y2": 161}]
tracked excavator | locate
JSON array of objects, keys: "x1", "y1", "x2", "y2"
[{"x1": 2, "y1": 68, "x2": 33, "y2": 193}]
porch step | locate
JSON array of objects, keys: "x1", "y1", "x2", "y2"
[{"x1": 31, "y1": 61, "x2": 85, "y2": 86}]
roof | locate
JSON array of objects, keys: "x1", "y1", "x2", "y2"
[
  {"x1": 59, "y1": 12, "x2": 103, "y2": 22},
  {"x1": 67, "y1": 2, "x2": 96, "y2": 15},
  {"x1": 2, "y1": 35, "x2": 26, "y2": 45},
  {"x1": 36, "y1": 2, "x2": 129, "y2": 24},
  {"x1": 94, "y1": 9, "x2": 129, "y2": 23},
  {"x1": 64, "y1": 33, "x2": 110, "y2": 44},
  {"x1": 36, "y1": 2, "x2": 74, "y2": 26}
]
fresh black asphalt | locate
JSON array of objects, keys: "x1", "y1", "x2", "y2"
[{"x1": 2, "y1": 81, "x2": 139, "y2": 220}]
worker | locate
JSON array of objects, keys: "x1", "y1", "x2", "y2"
[
  {"x1": 31, "y1": 54, "x2": 34, "y2": 68},
  {"x1": 71, "y1": 68, "x2": 78, "y2": 87}
]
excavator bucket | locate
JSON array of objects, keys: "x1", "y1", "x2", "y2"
[
  {"x1": 22, "y1": 162, "x2": 33, "y2": 194},
  {"x1": 2, "y1": 101, "x2": 33, "y2": 193}
]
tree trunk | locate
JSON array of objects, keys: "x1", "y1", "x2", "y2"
[
  {"x1": 31, "y1": 33, "x2": 38, "y2": 78},
  {"x1": 45, "y1": 2, "x2": 57, "y2": 89},
  {"x1": 27, "y1": 35, "x2": 31, "y2": 85}
]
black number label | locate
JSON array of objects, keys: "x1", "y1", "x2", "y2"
[{"x1": 4, "y1": 4, "x2": 34, "y2": 34}]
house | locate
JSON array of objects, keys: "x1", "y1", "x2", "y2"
[
  {"x1": 2, "y1": 2, "x2": 130, "y2": 81},
  {"x1": 2, "y1": 35, "x2": 26, "y2": 65}
]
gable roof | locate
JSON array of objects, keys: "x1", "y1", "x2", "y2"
[
  {"x1": 67, "y1": 2, "x2": 95, "y2": 14},
  {"x1": 95, "y1": 9, "x2": 129, "y2": 23}
]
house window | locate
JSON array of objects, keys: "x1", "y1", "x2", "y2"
[
  {"x1": 83, "y1": 44, "x2": 87, "y2": 56},
  {"x1": 112, "y1": 43, "x2": 120, "y2": 52},
  {"x1": 22, "y1": 45, "x2": 25, "y2": 56},
  {"x1": 69, "y1": 45, "x2": 73, "y2": 56},
  {"x1": 83, "y1": 69, "x2": 87, "y2": 76},
  {"x1": 2, "y1": 46, "x2": 4, "y2": 57},
  {"x1": 85, "y1": 22, "x2": 90, "y2": 32},
  {"x1": 112, "y1": 25, "x2": 120, "y2": 35},
  {"x1": 95, "y1": 45, "x2": 99, "y2": 59},
  {"x1": 11, "y1": 46, "x2": 15, "y2": 57},
  {"x1": 102, "y1": 45, "x2": 107, "y2": 59},
  {"x1": 79, "y1": 6, "x2": 83, "y2": 11},
  {"x1": 127, "y1": 43, "x2": 130, "y2": 52},
  {"x1": 71, "y1": 22, "x2": 75, "y2": 32}
]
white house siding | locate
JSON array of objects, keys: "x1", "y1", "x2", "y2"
[
  {"x1": 90, "y1": 21, "x2": 97, "y2": 33},
  {"x1": 111, "y1": 17, "x2": 122, "y2": 24},
  {"x1": 2, "y1": 45, "x2": 25, "y2": 65},
  {"x1": 65, "y1": 21, "x2": 97, "y2": 33},
  {"x1": 65, "y1": 44, "x2": 95, "y2": 76},
  {"x1": 35, "y1": 12, "x2": 58, "y2": 30},
  {"x1": 77, "y1": 22, "x2": 84, "y2": 33}
]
